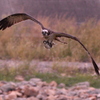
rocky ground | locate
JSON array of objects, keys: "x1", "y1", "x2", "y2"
[
  {"x1": 0, "y1": 60, "x2": 100, "y2": 100},
  {"x1": 0, "y1": 77, "x2": 99, "y2": 100}
]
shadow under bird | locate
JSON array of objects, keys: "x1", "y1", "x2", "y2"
[{"x1": 0, "y1": 13, "x2": 99, "y2": 75}]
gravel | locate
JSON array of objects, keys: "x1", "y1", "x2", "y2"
[{"x1": 0, "y1": 78, "x2": 99, "y2": 100}]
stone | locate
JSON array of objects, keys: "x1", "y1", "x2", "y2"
[
  {"x1": 0, "y1": 82, "x2": 4, "y2": 87},
  {"x1": 29, "y1": 78, "x2": 42, "y2": 83},
  {"x1": 49, "y1": 81, "x2": 57, "y2": 87},
  {"x1": 37, "y1": 81, "x2": 48, "y2": 87},
  {"x1": 75, "y1": 82, "x2": 90, "y2": 87},
  {"x1": 56, "y1": 88, "x2": 67, "y2": 95},
  {"x1": 56, "y1": 95, "x2": 70, "y2": 100},
  {"x1": 15, "y1": 75, "x2": 25, "y2": 81},
  {"x1": 58, "y1": 83, "x2": 66, "y2": 88},
  {"x1": 46, "y1": 89, "x2": 56, "y2": 96},
  {"x1": 5, "y1": 91, "x2": 17, "y2": 100},
  {"x1": 27, "y1": 96, "x2": 39, "y2": 100},
  {"x1": 37, "y1": 94, "x2": 47, "y2": 100},
  {"x1": 97, "y1": 93, "x2": 100, "y2": 98},
  {"x1": 16, "y1": 81, "x2": 28, "y2": 86},
  {"x1": 0, "y1": 90, "x2": 3, "y2": 94},
  {"x1": 23, "y1": 85, "x2": 39, "y2": 97},
  {"x1": 15, "y1": 98, "x2": 27, "y2": 100},
  {"x1": 28, "y1": 81, "x2": 37, "y2": 87},
  {"x1": 0, "y1": 82, "x2": 16, "y2": 92},
  {"x1": 0, "y1": 95, "x2": 3, "y2": 100},
  {"x1": 88, "y1": 96, "x2": 97, "y2": 100},
  {"x1": 47, "y1": 95, "x2": 56, "y2": 100}
]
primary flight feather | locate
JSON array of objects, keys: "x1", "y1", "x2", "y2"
[
  {"x1": 0, "y1": 13, "x2": 44, "y2": 30},
  {"x1": 0, "y1": 13, "x2": 99, "y2": 75}
]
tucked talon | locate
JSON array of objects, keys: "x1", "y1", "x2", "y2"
[{"x1": 43, "y1": 40, "x2": 53, "y2": 49}]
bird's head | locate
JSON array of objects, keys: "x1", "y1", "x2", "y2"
[{"x1": 42, "y1": 29, "x2": 50, "y2": 36}]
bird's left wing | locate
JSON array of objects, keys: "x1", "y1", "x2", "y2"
[
  {"x1": 54, "y1": 32, "x2": 100, "y2": 75},
  {"x1": 0, "y1": 13, "x2": 44, "y2": 30}
]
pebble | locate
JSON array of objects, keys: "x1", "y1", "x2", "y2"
[
  {"x1": 15, "y1": 75, "x2": 25, "y2": 81},
  {"x1": 58, "y1": 83, "x2": 66, "y2": 88},
  {"x1": 0, "y1": 78, "x2": 99, "y2": 100}
]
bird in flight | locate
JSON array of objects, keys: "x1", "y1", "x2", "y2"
[{"x1": 0, "y1": 13, "x2": 99, "y2": 75}]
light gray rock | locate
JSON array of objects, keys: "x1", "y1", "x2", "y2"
[
  {"x1": 0, "y1": 82, "x2": 16, "y2": 92},
  {"x1": 37, "y1": 94, "x2": 47, "y2": 100},
  {"x1": 29, "y1": 78, "x2": 42, "y2": 83},
  {"x1": 75, "y1": 82, "x2": 90, "y2": 87},
  {"x1": 58, "y1": 83, "x2": 66, "y2": 88},
  {"x1": 15, "y1": 98, "x2": 27, "y2": 100},
  {"x1": 27, "y1": 96, "x2": 39, "y2": 100},
  {"x1": 97, "y1": 93, "x2": 100, "y2": 98},
  {"x1": 28, "y1": 81, "x2": 37, "y2": 87}
]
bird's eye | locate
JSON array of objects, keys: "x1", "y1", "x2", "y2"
[{"x1": 42, "y1": 31, "x2": 46, "y2": 35}]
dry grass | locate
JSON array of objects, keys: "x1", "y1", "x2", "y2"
[
  {"x1": 0, "y1": 16, "x2": 100, "y2": 62},
  {"x1": 0, "y1": 15, "x2": 100, "y2": 87}
]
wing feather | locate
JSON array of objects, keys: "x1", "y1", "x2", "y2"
[
  {"x1": 55, "y1": 32, "x2": 100, "y2": 75},
  {"x1": 0, "y1": 13, "x2": 44, "y2": 30}
]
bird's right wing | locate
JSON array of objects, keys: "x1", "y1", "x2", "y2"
[
  {"x1": 0, "y1": 13, "x2": 44, "y2": 30},
  {"x1": 54, "y1": 32, "x2": 100, "y2": 75}
]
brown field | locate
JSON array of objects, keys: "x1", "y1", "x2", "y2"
[{"x1": 0, "y1": 16, "x2": 100, "y2": 63}]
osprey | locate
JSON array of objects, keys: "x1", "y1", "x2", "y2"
[{"x1": 0, "y1": 13, "x2": 99, "y2": 75}]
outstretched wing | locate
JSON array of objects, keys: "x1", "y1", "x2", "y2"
[
  {"x1": 54, "y1": 32, "x2": 100, "y2": 75},
  {"x1": 0, "y1": 13, "x2": 44, "y2": 30}
]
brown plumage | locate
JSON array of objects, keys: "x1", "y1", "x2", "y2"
[
  {"x1": 0, "y1": 13, "x2": 99, "y2": 75},
  {"x1": 0, "y1": 13, "x2": 44, "y2": 30}
]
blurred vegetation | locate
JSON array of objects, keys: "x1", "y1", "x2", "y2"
[
  {"x1": 36, "y1": 73, "x2": 100, "y2": 88},
  {"x1": 0, "y1": 16, "x2": 100, "y2": 63},
  {"x1": 1, "y1": 0, "x2": 100, "y2": 22},
  {"x1": 0, "y1": 63, "x2": 100, "y2": 88}
]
